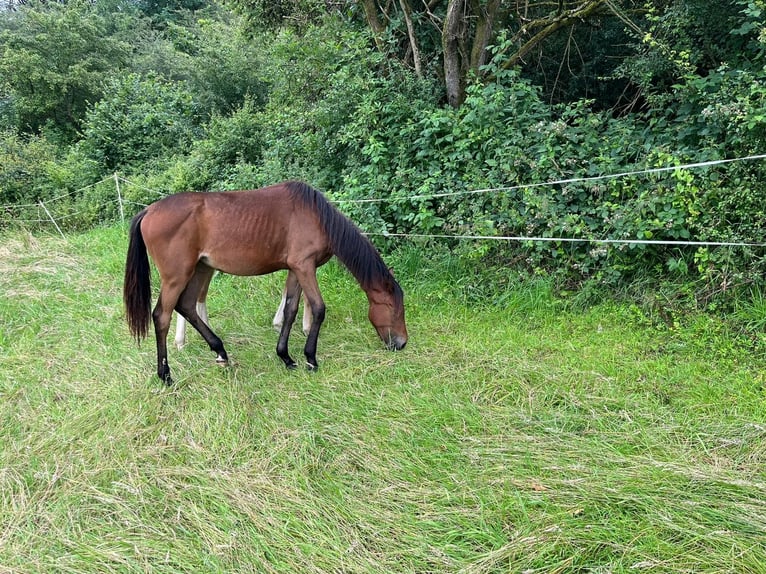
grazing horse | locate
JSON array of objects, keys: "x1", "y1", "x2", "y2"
[{"x1": 124, "y1": 181, "x2": 407, "y2": 384}]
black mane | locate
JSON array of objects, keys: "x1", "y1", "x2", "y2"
[{"x1": 286, "y1": 181, "x2": 403, "y2": 303}]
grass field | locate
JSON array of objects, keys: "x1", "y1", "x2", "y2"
[{"x1": 1, "y1": 226, "x2": 766, "y2": 573}]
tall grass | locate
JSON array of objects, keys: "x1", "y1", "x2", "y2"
[{"x1": 1, "y1": 227, "x2": 765, "y2": 573}]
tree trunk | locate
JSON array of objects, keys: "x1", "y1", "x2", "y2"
[
  {"x1": 359, "y1": 0, "x2": 386, "y2": 54},
  {"x1": 399, "y1": 0, "x2": 423, "y2": 78},
  {"x1": 469, "y1": 0, "x2": 501, "y2": 74},
  {"x1": 443, "y1": 0, "x2": 466, "y2": 108}
]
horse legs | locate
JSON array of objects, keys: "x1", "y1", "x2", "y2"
[
  {"x1": 153, "y1": 263, "x2": 228, "y2": 384},
  {"x1": 290, "y1": 266, "x2": 326, "y2": 371},
  {"x1": 175, "y1": 263, "x2": 228, "y2": 366},
  {"x1": 175, "y1": 303, "x2": 210, "y2": 348},
  {"x1": 273, "y1": 284, "x2": 312, "y2": 335},
  {"x1": 152, "y1": 280, "x2": 189, "y2": 385},
  {"x1": 276, "y1": 271, "x2": 302, "y2": 369},
  {"x1": 175, "y1": 273, "x2": 212, "y2": 349},
  {"x1": 175, "y1": 272, "x2": 311, "y2": 356}
]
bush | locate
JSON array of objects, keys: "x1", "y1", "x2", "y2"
[
  {"x1": 338, "y1": 51, "x2": 766, "y2": 292},
  {"x1": 0, "y1": 130, "x2": 116, "y2": 231},
  {"x1": 0, "y1": 130, "x2": 59, "y2": 206},
  {"x1": 81, "y1": 74, "x2": 202, "y2": 173},
  {"x1": 0, "y1": 1, "x2": 130, "y2": 141}
]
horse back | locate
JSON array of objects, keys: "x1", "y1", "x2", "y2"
[{"x1": 140, "y1": 186, "x2": 329, "y2": 277}]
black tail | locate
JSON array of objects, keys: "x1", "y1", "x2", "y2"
[{"x1": 124, "y1": 210, "x2": 152, "y2": 341}]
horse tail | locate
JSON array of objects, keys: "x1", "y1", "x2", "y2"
[{"x1": 124, "y1": 210, "x2": 152, "y2": 341}]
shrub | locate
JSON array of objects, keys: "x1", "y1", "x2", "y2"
[
  {"x1": 0, "y1": 1, "x2": 129, "y2": 141},
  {"x1": 81, "y1": 73, "x2": 201, "y2": 173},
  {"x1": 0, "y1": 130, "x2": 114, "y2": 230}
]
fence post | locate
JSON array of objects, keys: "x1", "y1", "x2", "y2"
[
  {"x1": 39, "y1": 200, "x2": 66, "y2": 239},
  {"x1": 114, "y1": 173, "x2": 125, "y2": 224}
]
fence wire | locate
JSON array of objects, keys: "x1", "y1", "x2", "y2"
[{"x1": 2, "y1": 153, "x2": 765, "y2": 248}]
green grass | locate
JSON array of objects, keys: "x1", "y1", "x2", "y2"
[{"x1": 1, "y1": 226, "x2": 766, "y2": 573}]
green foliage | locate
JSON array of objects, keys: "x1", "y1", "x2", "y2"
[
  {"x1": 0, "y1": 130, "x2": 101, "y2": 204},
  {"x1": 0, "y1": 130, "x2": 58, "y2": 206},
  {"x1": 338, "y1": 38, "x2": 766, "y2": 294},
  {"x1": 151, "y1": 96, "x2": 265, "y2": 192},
  {"x1": 0, "y1": 0, "x2": 130, "y2": 141},
  {"x1": 619, "y1": 0, "x2": 761, "y2": 107},
  {"x1": 2, "y1": 0, "x2": 766, "y2": 301},
  {"x1": 161, "y1": 13, "x2": 269, "y2": 116},
  {"x1": 137, "y1": 0, "x2": 206, "y2": 21},
  {"x1": 225, "y1": 0, "x2": 328, "y2": 32},
  {"x1": 0, "y1": 130, "x2": 114, "y2": 230},
  {"x1": 81, "y1": 74, "x2": 202, "y2": 173},
  {"x1": 240, "y1": 21, "x2": 407, "y2": 191}
]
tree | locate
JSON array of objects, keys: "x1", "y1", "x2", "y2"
[
  {"x1": 81, "y1": 74, "x2": 201, "y2": 172},
  {"x1": 224, "y1": 0, "x2": 327, "y2": 31},
  {"x1": 226, "y1": 0, "x2": 639, "y2": 108},
  {"x1": 0, "y1": 1, "x2": 130, "y2": 139},
  {"x1": 357, "y1": 1, "x2": 636, "y2": 106}
]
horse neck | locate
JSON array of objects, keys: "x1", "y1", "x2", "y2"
[
  {"x1": 341, "y1": 239, "x2": 388, "y2": 286},
  {"x1": 325, "y1": 215, "x2": 392, "y2": 295},
  {"x1": 292, "y1": 182, "x2": 392, "y2": 295}
]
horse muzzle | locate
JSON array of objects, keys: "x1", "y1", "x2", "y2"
[{"x1": 386, "y1": 335, "x2": 407, "y2": 351}]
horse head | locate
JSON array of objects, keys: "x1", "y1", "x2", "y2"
[{"x1": 366, "y1": 277, "x2": 407, "y2": 351}]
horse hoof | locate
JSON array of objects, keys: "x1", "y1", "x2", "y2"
[
  {"x1": 306, "y1": 362, "x2": 318, "y2": 372},
  {"x1": 280, "y1": 355, "x2": 297, "y2": 370},
  {"x1": 215, "y1": 355, "x2": 228, "y2": 366}
]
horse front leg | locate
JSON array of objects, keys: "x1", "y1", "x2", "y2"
[
  {"x1": 292, "y1": 268, "x2": 325, "y2": 371},
  {"x1": 273, "y1": 285, "x2": 313, "y2": 335},
  {"x1": 302, "y1": 304, "x2": 325, "y2": 371},
  {"x1": 276, "y1": 271, "x2": 301, "y2": 369}
]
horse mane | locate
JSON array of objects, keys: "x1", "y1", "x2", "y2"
[{"x1": 286, "y1": 181, "x2": 403, "y2": 301}]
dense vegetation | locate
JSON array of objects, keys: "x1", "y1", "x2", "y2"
[
  {"x1": 2, "y1": 4, "x2": 766, "y2": 571},
  {"x1": 2, "y1": 0, "x2": 766, "y2": 301}
]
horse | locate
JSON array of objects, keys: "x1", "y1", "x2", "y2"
[
  {"x1": 173, "y1": 281, "x2": 313, "y2": 349},
  {"x1": 124, "y1": 181, "x2": 407, "y2": 384}
]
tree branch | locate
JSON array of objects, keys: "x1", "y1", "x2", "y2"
[
  {"x1": 502, "y1": 0, "x2": 609, "y2": 70},
  {"x1": 399, "y1": 0, "x2": 423, "y2": 78}
]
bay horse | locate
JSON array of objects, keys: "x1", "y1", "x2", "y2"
[{"x1": 124, "y1": 181, "x2": 407, "y2": 384}]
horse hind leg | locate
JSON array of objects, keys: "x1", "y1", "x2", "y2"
[
  {"x1": 174, "y1": 302, "x2": 213, "y2": 348},
  {"x1": 153, "y1": 285, "x2": 186, "y2": 385},
  {"x1": 175, "y1": 315, "x2": 188, "y2": 349},
  {"x1": 198, "y1": 300, "x2": 209, "y2": 326},
  {"x1": 176, "y1": 264, "x2": 228, "y2": 365},
  {"x1": 273, "y1": 283, "x2": 313, "y2": 336},
  {"x1": 175, "y1": 272, "x2": 213, "y2": 349},
  {"x1": 272, "y1": 290, "x2": 286, "y2": 330}
]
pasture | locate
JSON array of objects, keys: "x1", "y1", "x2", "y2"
[{"x1": 1, "y1": 226, "x2": 765, "y2": 573}]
